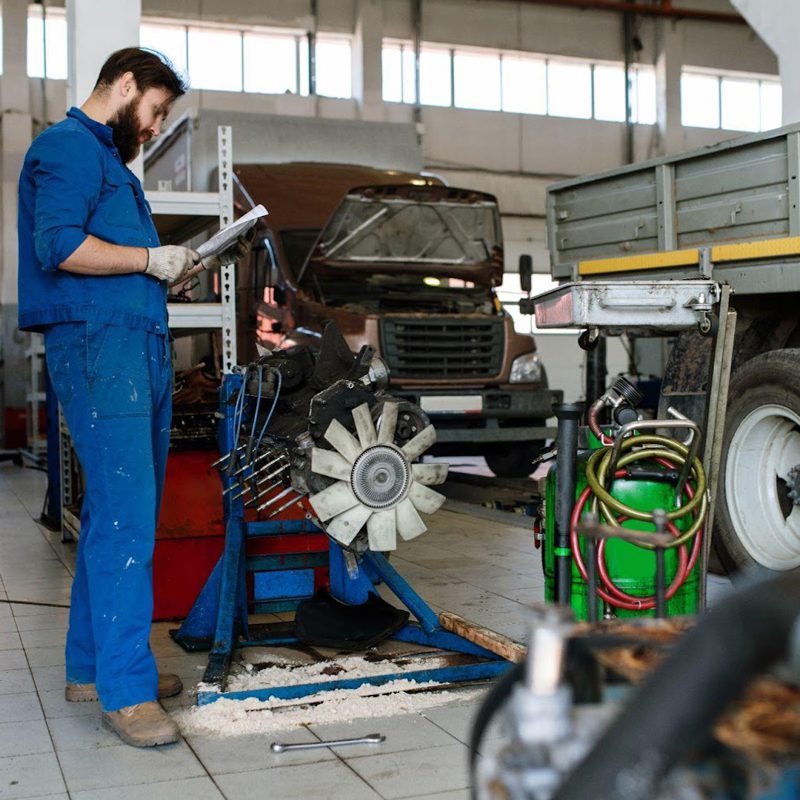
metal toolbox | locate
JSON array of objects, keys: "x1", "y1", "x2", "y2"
[{"x1": 531, "y1": 280, "x2": 719, "y2": 333}]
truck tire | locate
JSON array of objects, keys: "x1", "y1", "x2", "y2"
[
  {"x1": 485, "y1": 439, "x2": 544, "y2": 479},
  {"x1": 715, "y1": 349, "x2": 800, "y2": 574}
]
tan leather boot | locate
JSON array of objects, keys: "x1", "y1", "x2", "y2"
[
  {"x1": 66, "y1": 673, "x2": 183, "y2": 702},
  {"x1": 102, "y1": 701, "x2": 181, "y2": 747}
]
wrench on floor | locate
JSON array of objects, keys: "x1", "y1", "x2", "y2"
[{"x1": 270, "y1": 733, "x2": 385, "y2": 753}]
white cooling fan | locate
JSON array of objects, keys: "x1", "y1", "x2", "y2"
[{"x1": 308, "y1": 402, "x2": 448, "y2": 551}]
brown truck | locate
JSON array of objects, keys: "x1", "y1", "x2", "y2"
[{"x1": 231, "y1": 163, "x2": 560, "y2": 477}]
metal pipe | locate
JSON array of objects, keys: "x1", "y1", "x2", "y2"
[
  {"x1": 622, "y1": 11, "x2": 634, "y2": 165},
  {"x1": 516, "y1": 0, "x2": 744, "y2": 24},
  {"x1": 225, "y1": 457, "x2": 288, "y2": 497},
  {"x1": 553, "y1": 402, "x2": 584, "y2": 606},
  {"x1": 256, "y1": 485, "x2": 294, "y2": 513},
  {"x1": 585, "y1": 539, "x2": 598, "y2": 623}
]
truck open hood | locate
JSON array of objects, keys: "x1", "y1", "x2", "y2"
[{"x1": 300, "y1": 184, "x2": 504, "y2": 287}]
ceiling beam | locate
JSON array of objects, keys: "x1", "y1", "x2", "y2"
[{"x1": 516, "y1": 0, "x2": 745, "y2": 24}]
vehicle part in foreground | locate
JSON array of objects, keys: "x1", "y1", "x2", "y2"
[{"x1": 473, "y1": 573, "x2": 800, "y2": 800}]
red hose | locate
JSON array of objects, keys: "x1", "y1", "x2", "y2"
[{"x1": 569, "y1": 471, "x2": 703, "y2": 611}]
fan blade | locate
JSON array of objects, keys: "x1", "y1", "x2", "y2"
[
  {"x1": 324, "y1": 418, "x2": 363, "y2": 463},
  {"x1": 309, "y1": 482, "x2": 359, "y2": 522},
  {"x1": 367, "y1": 508, "x2": 397, "y2": 551},
  {"x1": 311, "y1": 447, "x2": 353, "y2": 481},
  {"x1": 377, "y1": 402, "x2": 399, "y2": 445},
  {"x1": 326, "y1": 503, "x2": 373, "y2": 546},
  {"x1": 409, "y1": 482, "x2": 446, "y2": 514},
  {"x1": 401, "y1": 425, "x2": 437, "y2": 461},
  {"x1": 396, "y1": 497, "x2": 427, "y2": 541},
  {"x1": 411, "y1": 463, "x2": 448, "y2": 486},
  {"x1": 352, "y1": 403, "x2": 377, "y2": 449}
]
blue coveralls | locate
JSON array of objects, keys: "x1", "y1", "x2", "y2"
[{"x1": 18, "y1": 107, "x2": 171, "y2": 711}]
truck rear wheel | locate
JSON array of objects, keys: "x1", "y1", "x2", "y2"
[
  {"x1": 484, "y1": 438, "x2": 544, "y2": 479},
  {"x1": 715, "y1": 349, "x2": 800, "y2": 574}
]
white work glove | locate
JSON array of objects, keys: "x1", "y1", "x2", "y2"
[
  {"x1": 196, "y1": 234, "x2": 253, "y2": 272},
  {"x1": 144, "y1": 245, "x2": 199, "y2": 283}
]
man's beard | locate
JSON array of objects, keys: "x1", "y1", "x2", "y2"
[{"x1": 108, "y1": 96, "x2": 143, "y2": 164}]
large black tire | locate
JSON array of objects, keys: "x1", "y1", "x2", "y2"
[
  {"x1": 484, "y1": 440, "x2": 544, "y2": 478},
  {"x1": 715, "y1": 349, "x2": 800, "y2": 574}
]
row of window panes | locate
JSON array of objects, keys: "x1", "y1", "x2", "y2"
[
  {"x1": 21, "y1": 6, "x2": 784, "y2": 135},
  {"x1": 681, "y1": 70, "x2": 781, "y2": 132},
  {"x1": 382, "y1": 41, "x2": 657, "y2": 124},
  {"x1": 25, "y1": 7, "x2": 352, "y2": 99}
]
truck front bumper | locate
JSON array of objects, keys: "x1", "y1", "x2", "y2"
[{"x1": 391, "y1": 386, "x2": 563, "y2": 444}]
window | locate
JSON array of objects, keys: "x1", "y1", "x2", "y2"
[
  {"x1": 501, "y1": 55, "x2": 546, "y2": 115},
  {"x1": 593, "y1": 64, "x2": 656, "y2": 124},
  {"x1": 682, "y1": 68, "x2": 781, "y2": 132},
  {"x1": 188, "y1": 28, "x2": 243, "y2": 92},
  {"x1": 547, "y1": 60, "x2": 592, "y2": 119},
  {"x1": 382, "y1": 40, "x2": 420, "y2": 104},
  {"x1": 381, "y1": 40, "x2": 656, "y2": 127},
  {"x1": 681, "y1": 72, "x2": 720, "y2": 128},
  {"x1": 632, "y1": 66, "x2": 657, "y2": 125},
  {"x1": 593, "y1": 65, "x2": 625, "y2": 122},
  {"x1": 140, "y1": 22, "x2": 188, "y2": 74},
  {"x1": 721, "y1": 77, "x2": 760, "y2": 132},
  {"x1": 453, "y1": 50, "x2": 501, "y2": 111},
  {"x1": 419, "y1": 46, "x2": 452, "y2": 107},
  {"x1": 244, "y1": 32, "x2": 302, "y2": 95},
  {"x1": 28, "y1": 5, "x2": 67, "y2": 79},
  {"x1": 315, "y1": 36, "x2": 352, "y2": 99},
  {"x1": 382, "y1": 42, "x2": 403, "y2": 103},
  {"x1": 761, "y1": 81, "x2": 782, "y2": 131}
]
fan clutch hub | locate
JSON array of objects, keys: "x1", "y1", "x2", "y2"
[{"x1": 351, "y1": 445, "x2": 410, "y2": 509}]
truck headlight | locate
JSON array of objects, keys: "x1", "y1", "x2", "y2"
[{"x1": 509, "y1": 353, "x2": 543, "y2": 384}]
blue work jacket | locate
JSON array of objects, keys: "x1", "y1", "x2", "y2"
[{"x1": 17, "y1": 107, "x2": 167, "y2": 333}]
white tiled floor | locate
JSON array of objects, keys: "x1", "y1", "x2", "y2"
[{"x1": 0, "y1": 462, "x2": 543, "y2": 799}]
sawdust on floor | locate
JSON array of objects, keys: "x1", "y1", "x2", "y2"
[{"x1": 174, "y1": 679, "x2": 484, "y2": 737}]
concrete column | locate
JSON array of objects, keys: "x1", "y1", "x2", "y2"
[
  {"x1": 731, "y1": 0, "x2": 800, "y2": 124},
  {"x1": 66, "y1": 0, "x2": 142, "y2": 174},
  {"x1": 654, "y1": 19, "x2": 684, "y2": 156},
  {"x1": 0, "y1": 0, "x2": 33, "y2": 432},
  {"x1": 353, "y1": 0, "x2": 384, "y2": 122}
]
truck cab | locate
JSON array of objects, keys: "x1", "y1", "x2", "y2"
[{"x1": 235, "y1": 162, "x2": 561, "y2": 477}]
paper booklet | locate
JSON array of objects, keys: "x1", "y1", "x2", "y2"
[{"x1": 195, "y1": 204, "x2": 268, "y2": 259}]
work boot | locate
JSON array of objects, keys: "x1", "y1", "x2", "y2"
[
  {"x1": 102, "y1": 701, "x2": 181, "y2": 747},
  {"x1": 65, "y1": 673, "x2": 183, "y2": 702}
]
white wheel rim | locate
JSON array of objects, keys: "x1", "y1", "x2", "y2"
[{"x1": 725, "y1": 403, "x2": 800, "y2": 570}]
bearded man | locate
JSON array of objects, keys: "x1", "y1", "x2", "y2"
[{"x1": 17, "y1": 48, "x2": 248, "y2": 747}]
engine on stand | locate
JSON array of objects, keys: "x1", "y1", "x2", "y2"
[
  {"x1": 215, "y1": 321, "x2": 448, "y2": 551},
  {"x1": 173, "y1": 321, "x2": 518, "y2": 702}
]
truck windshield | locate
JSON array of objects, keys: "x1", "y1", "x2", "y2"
[{"x1": 313, "y1": 195, "x2": 500, "y2": 265}]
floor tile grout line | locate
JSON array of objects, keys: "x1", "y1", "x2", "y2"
[
  {"x1": 325, "y1": 735, "x2": 392, "y2": 800},
  {"x1": 18, "y1": 626, "x2": 73, "y2": 799},
  {"x1": 182, "y1": 727, "x2": 236, "y2": 800}
]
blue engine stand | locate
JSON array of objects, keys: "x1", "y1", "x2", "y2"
[{"x1": 172, "y1": 372, "x2": 514, "y2": 705}]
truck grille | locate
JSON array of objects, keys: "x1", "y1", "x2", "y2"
[{"x1": 380, "y1": 318, "x2": 504, "y2": 380}]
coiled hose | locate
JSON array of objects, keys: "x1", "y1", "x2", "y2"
[{"x1": 570, "y1": 430, "x2": 708, "y2": 611}]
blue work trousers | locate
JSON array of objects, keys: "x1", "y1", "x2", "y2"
[{"x1": 44, "y1": 321, "x2": 171, "y2": 711}]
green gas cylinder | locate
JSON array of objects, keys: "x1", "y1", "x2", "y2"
[{"x1": 542, "y1": 444, "x2": 700, "y2": 621}]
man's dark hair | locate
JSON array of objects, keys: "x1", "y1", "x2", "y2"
[{"x1": 94, "y1": 47, "x2": 188, "y2": 98}]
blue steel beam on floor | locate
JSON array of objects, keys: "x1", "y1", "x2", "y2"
[{"x1": 196, "y1": 658, "x2": 511, "y2": 705}]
